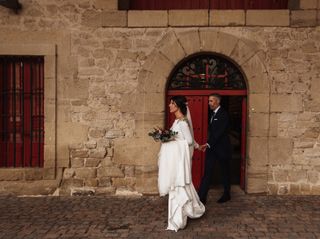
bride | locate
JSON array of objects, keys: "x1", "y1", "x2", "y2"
[{"x1": 158, "y1": 95, "x2": 205, "y2": 231}]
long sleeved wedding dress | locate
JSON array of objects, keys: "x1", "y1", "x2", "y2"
[{"x1": 158, "y1": 118, "x2": 205, "y2": 231}]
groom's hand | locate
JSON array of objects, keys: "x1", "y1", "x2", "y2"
[{"x1": 199, "y1": 144, "x2": 207, "y2": 152}]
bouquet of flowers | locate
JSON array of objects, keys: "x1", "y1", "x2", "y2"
[{"x1": 148, "y1": 127, "x2": 178, "y2": 143}]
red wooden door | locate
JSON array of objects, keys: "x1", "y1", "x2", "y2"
[
  {"x1": 167, "y1": 90, "x2": 247, "y2": 190},
  {"x1": 240, "y1": 97, "x2": 247, "y2": 190}
]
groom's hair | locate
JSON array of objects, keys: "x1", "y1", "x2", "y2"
[
  {"x1": 209, "y1": 93, "x2": 221, "y2": 103},
  {"x1": 171, "y1": 96, "x2": 187, "y2": 116}
]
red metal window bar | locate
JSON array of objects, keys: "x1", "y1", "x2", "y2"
[
  {"x1": 168, "y1": 54, "x2": 246, "y2": 90},
  {"x1": 0, "y1": 56, "x2": 44, "y2": 167}
]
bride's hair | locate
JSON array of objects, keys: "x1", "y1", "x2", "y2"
[{"x1": 171, "y1": 96, "x2": 187, "y2": 115}]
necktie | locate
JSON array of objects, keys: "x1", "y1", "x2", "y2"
[{"x1": 210, "y1": 111, "x2": 216, "y2": 124}]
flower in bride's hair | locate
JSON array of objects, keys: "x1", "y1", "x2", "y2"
[{"x1": 148, "y1": 127, "x2": 177, "y2": 143}]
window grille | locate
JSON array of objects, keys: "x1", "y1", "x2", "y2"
[
  {"x1": 168, "y1": 54, "x2": 246, "y2": 90},
  {"x1": 0, "y1": 56, "x2": 44, "y2": 167}
]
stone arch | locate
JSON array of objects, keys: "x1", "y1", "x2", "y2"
[{"x1": 118, "y1": 29, "x2": 270, "y2": 194}]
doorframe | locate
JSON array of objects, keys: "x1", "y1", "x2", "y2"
[{"x1": 166, "y1": 89, "x2": 247, "y2": 190}]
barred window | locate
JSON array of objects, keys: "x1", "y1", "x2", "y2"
[{"x1": 0, "y1": 56, "x2": 44, "y2": 167}]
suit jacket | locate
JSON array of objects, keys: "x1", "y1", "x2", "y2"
[{"x1": 207, "y1": 107, "x2": 232, "y2": 159}]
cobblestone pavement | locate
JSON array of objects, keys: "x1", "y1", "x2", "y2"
[{"x1": 0, "y1": 191, "x2": 320, "y2": 239}]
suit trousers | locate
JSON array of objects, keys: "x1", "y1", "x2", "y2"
[{"x1": 198, "y1": 151, "x2": 231, "y2": 201}]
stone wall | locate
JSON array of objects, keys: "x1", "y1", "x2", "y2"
[{"x1": 0, "y1": 0, "x2": 319, "y2": 195}]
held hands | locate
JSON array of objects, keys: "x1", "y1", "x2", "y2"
[{"x1": 198, "y1": 144, "x2": 208, "y2": 152}]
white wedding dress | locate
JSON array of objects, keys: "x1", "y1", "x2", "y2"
[{"x1": 158, "y1": 118, "x2": 205, "y2": 231}]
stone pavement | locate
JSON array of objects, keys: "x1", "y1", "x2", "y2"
[{"x1": 0, "y1": 190, "x2": 320, "y2": 239}]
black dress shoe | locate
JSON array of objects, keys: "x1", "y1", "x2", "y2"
[
  {"x1": 200, "y1": 198, "x2": 207, "y2": 205},
  {"x1": 217, "y1": 193, "x2": 231, "y2": 203}
]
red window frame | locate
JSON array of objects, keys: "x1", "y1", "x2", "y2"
[
  {"x1": 129, "y1": 0, "x2": 288, "y2": 10},
  {"x1": 0, "y1": 56, "x2": 44, "y2": 168}
]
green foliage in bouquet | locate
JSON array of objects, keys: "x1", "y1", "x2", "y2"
[{"x1": 148, "y1": 127, "x2": 178, "y2": 143}]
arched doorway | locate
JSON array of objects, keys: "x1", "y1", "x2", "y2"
[{"x1": 166, "y1": 53, "x2": 247, "y2": 190}]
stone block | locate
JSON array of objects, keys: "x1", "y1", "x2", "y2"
[
  {"x1": 112, "y1": 177, "x2": 136, "y2": 189},
  {"x1": 299, "y1": 0, "x2": 318, "y2": 9},
  {"x1": 84, "y1": 179, "x2": 98, "y2": 187},
  {"x1": 128, "y1": 11, "x2": 168, "y2": 27},
  {"x1": 158, "y1": 31, "x2": 186, "y2": 65},
  {"x1": 88, "y1": 128, "x2": 106, "y2": 138},
  {"x1": 57, "y1": 123, "x2": 89, "y2": 151},
  {"x1": 288, "y1": 169, "x2": 307, "y2": 182},
  {"x1": 210, "y1": 10, "x2": 245, "y2": 26},
  {"x1": 307, "y1": 171, "x2": 319, "y2": 183},
  {"x1": 247, "y1": 137, "x2": 268, "y2": 167},
  {"x1": 101, "y1": 157, "x2": 113, "y2": 167},
  {"x1": 199, "y1": 30, "x2": 219, "y2": 52},
  {"x1": 290, "y1": 184, "x2": 301, "y2": 195},
  {"x1": 44, "y1": 55, "x2": 56, "y2": 79},
  {"x1": 60, "y1": 178, "x2": 84, "y2": 189},
  {"x1": 124, "y1": 166, "x2": 135, "y2": 177},
  {"x1": 97, "y1": 166, "x2": 124, "y2": 178},
  {"x1": 89, "y1": 147, "x2": 107, "y2": 159},
  {"x1": 71, "y1": 158, "x2": 85, "y2": 168},
  {"x1": 85, "y1": 158, "x2": 101, "y2": 167},
  {"x1": 269, "y1": 138, "x2": 293, "y2": 165},
  {"x1": 95, "y1": 187, "x2": 116, "y2": 195},
  {"x1": 150, "y1": 52, "x2": 174, "y2": 79},
  {"x1": 246, "y1": 10, "x2": 290, "y2": 26},
  {"x1": 311, "y1": 185, "x2": 320, "y2": 195},
  {"x1": 0, "y1": 169, "x2": 24, "y2": 181},
  {"x1": 270, "y1": 94, "x2": 303, "y2": 113},
  {"x1": 81, "y1": 10, "x2": 102, "y2": 27},
  {"x1": 121, "y1": 91, "x2": 145, "y2": 113},
  {"x1": 114, "y1": 138, "x2": 160, "y2": 165},
  {"x1": 249, "y1": 94, "x2": 269, "y2": 113},
  {"x1": 229, "y1": 39, "x2": 259, "y2": 66},
  {"x1": 175, "y1": 29, "x2": 201, "y2": 56},
  {"x1": 98, "y1": 177, "x2": 112, "y2": 187},
  {"x1": 267, "y1": 183, "x2": 278, "y2": 195},
  {"x1": 105, "y1": 130, "x2": 125, "y2": 139},
  {"x1": 278, "y1": 184, "x2": 289, "y2": 195},
  {"x1": 135, "y1": 165, "x2": 158, "y2": 177},
  {"x1": 93, "y1": 0, "x2": 117, "y2": 10},
  {"x1": 42, "y1": 168, "x2": 56, "y2": 180},
  {"x1": 301, "y1": 183, "x2": 311, "y2": 194},
  {"x1": 274, "y1": 169, "x2": 289, "y2": 182},
  {"x1": 135, "y1": 176, "x2": 158, "y2": 194},
  {"x1": 0, "y1": 181, "x2": 58, "y2": 196},
  {"x1": 70, "y1": 149, "x2": 89, "y2": 158},
  {"x1": 246, "y1": 165, "x2": 268, "y2": 193},
  {"x1": 101, "y1": 11, "x2": 127, "y2": 27},
  {"x1": 24, "y1": 169, "x2": 44, "y2": 181},
  {"x1": 291, "y1": 10, "x2": 317, "y2": 26},
  {"x1": 74, "y1": 168, "x2": 97, "y2": 179},
  {"x1": 269, "y1": 114, "x2": 278, "y2": 138},
  {"x1": 169, "y1": 10, "x2": 208, "y2": 26},
  {"x1": 85, "y1": 140, "x2": 97, "y2": 149},
  {"x1": 241, "y1": 55, "x2": 270, "y2": 94},
  {"x1": 63, "y1": 168, "x2": 75, "y2": 179},
  {"x1": 248, "y1": 113, "x2": 269, "y2": 137},
  {"x1": 145, "y1": 92, "x2": 166, "y2": 113}
]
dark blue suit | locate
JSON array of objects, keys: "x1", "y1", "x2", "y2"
[{"x1": 198, "y1": 107, "x2": 232, "y2": 202}]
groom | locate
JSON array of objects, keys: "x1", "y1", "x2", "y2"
[{"x1": 198, "y1": 93, "x2": 232, "y2": 204}]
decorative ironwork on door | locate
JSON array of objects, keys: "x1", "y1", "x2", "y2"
[{"x1": 168, "y1": 54, "x2": 246, "y2": 90}]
